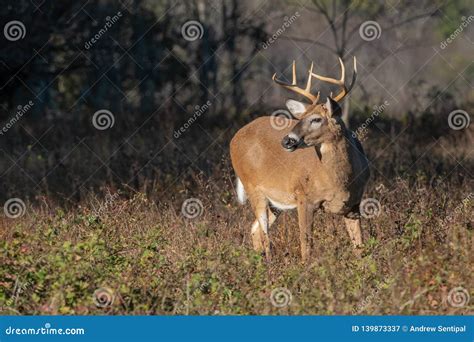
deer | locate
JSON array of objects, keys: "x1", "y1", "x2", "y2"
[{"x1": 230, "y1": 57, "x2": 370, "y2": 262}]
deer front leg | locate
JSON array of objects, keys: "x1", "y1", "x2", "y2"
[
  {"x1": 344, "y1": 217, "x2": 363, "y2": 254},
  {"x1": 297, "y1": 199, "x2": 314, "y2": 263}
]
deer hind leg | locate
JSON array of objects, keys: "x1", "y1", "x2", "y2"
[
  {"x1": 248, "y1": 192, "x2": 275, "y2": 260},
  {"x1": 296, "y1": 199, "x2": 314, "y2": 263},
  {"x1": 250, "y1": 209, "x2": 276, "y2": 256}
]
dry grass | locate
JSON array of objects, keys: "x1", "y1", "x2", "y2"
[{"x1": 1, "y1": 118, "x2": 473, "y2": 315}]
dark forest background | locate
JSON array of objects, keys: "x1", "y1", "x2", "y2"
[{"x1": 0, "y1": 0, "x2": 472, "y2": 203}]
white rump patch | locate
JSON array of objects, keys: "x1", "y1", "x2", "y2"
[{"x1": 236, "y1": 177, "x2": 247, "y2": 204}]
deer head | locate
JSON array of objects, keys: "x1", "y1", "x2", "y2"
[{"x1": 273, "y1": 57, "x2": 357, "y2": 151}]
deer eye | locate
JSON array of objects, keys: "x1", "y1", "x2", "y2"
[{"x1": 310, "y1": 118, "x2": 322, "y2": 125}]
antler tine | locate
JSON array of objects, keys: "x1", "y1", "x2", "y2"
[
  {"x1": 272, "y1": 61, "x2": 319, "y2": 104},
  {"x1": 311, "y1": 57, "x2": 345, "y2": 85},
  {"x1": 334, "y1": 56, "x2": 357, "y2": 102},
  {"x1": 305, "y1": 62, "x2": 313, "y2": 92},
  {"x1": 291, "y1": 60, "x2": 297, "y2": 85},
  {"x1": 310, "y1": 56, "x2": 357, "y2": 102},
  {"x1": 348, "y1": 56, "x2": 357, "y2": 93},
  {"x1": 314, "y1": 91, "x2": 320, "y2": 104},
  {"x1": 339, "y1": 57, "x2": 345, "y2": 84}
]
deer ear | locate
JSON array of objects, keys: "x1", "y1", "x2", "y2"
[
  {"x1": 325, "y1": 97, "x2": 342, "y2": 118},
  {"x1": 285, "y1": 99, "x2": 307, "y2": 119}
]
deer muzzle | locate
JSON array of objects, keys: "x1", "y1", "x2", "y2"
[{"x1": 281, "y1": 134, "x2": 300, "y2": 152}]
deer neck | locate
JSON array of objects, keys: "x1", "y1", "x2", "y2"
[{"x1": 317, "y1": 132, "x2": 353, "y2": 187}]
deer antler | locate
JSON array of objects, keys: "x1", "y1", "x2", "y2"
[
  {"x1": 273, "y1": 57, "x2": 357, "y2": 104},
  {"x1": 310, "y1": 56, "x2": 357, "y2": 102},
  {"x1": 272, "y1": 61, "x2": 320, "y2": 104}
]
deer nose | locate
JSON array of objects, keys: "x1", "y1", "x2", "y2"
[{"x1": 282, "y1": 135, "x2": 299, "y2": 150}]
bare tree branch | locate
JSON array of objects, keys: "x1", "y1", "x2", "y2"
[
  {"x1": 278, "y1": 35, "x2": 338, "y2": 55},
  {"x1": 312, "y1": 0, "x2": 340, "y2": 53}
]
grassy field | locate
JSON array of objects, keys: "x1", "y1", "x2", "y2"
[{"x1": 1, "y1": 116, "x2": 473, "y2": 315}]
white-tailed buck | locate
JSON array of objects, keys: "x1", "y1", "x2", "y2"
[{"x1": 230, "y1": 57, "x2": 370, "y2": 262}]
